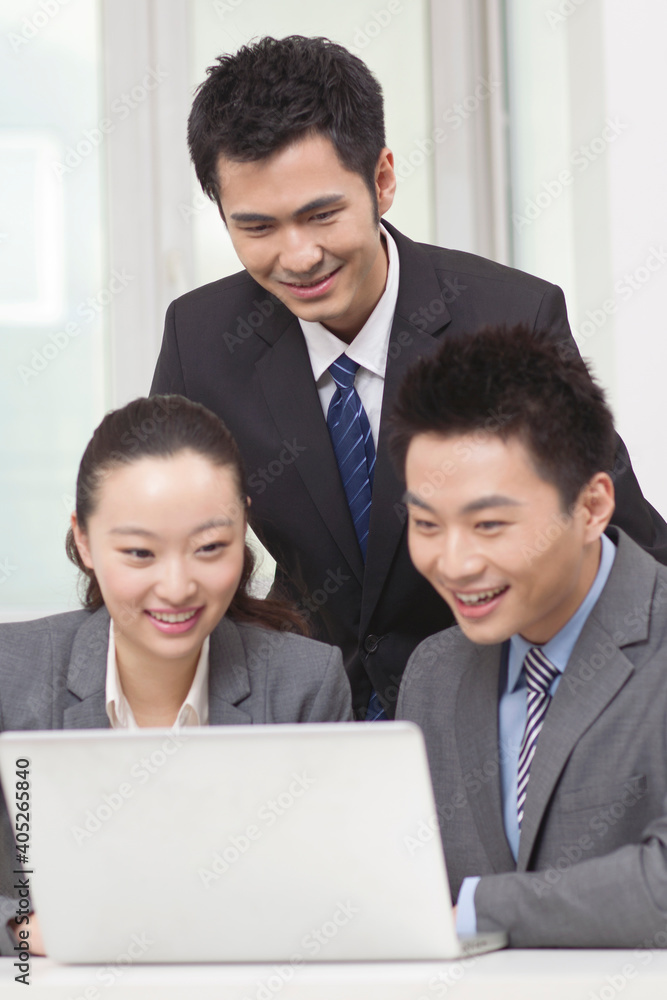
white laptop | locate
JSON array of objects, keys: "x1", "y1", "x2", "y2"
[{"x1": 0, "y1": 722, "x2": 506, "y2": 963}]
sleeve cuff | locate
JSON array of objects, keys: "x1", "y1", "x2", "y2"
[{"x1": 455, "y1": 876, "x2": 481, "y2": 936}]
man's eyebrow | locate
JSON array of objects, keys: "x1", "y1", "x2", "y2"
[
  {"x1": 229, "y1": 210, "x2": 276, "y2": 223},
  {"x1": 403, "y1": 490, "x2": 435, "y2": 511},
  {"x1": 460, "y1": 495, "x2": 523, "y2": 514},
  {"x1": 293, "y1": 194, "x2": 344, "y2": 216},
  {"x1": 230, "y1": 194, "x2": 344, "y2": 224}
]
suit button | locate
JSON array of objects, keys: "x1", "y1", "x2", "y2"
[{"x1": 364, "y1": 634, "x2": 380, "y2": 653}]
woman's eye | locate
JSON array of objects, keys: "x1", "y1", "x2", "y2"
[
  {"x1": 197, "y1": 541, "x2": 228, "y2": 554},
  {"x1": 123, "y1": 548, "x2": 153, "y2": 559}
]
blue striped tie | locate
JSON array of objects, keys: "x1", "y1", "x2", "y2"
[
  {"x1": 516, "y1": 647, "x2": 560, "y2": 828},
  {"x1": 327, "y1": 355, "x2": 385, "y2": 722},
  {"x1": 326, "y1": 354, "x2": 375, "y2": 559}
]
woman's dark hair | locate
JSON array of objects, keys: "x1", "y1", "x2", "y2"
[
  {"x1": 188, "y1": 35, "x2": 386, "y2": 211},
  {"x1": 66, "y1": 395, "x2": 307, "y2": 635}
]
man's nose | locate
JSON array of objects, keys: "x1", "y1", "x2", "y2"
[
  {"x1": 278, "y1": 228, "x2": 325, "y2": 276},
  {"x1": 436, "y1": 530, "x2": 486, "y2": 584}
]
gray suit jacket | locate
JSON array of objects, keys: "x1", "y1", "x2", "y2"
[
  {"x1": 0, "y1": 607, "x2": 352, "y2": 951},
  {"x1": 397, "y1": 527, "x2": 667, "y2": 947}
]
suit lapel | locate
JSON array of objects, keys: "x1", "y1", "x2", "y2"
[
  {"x1": 255, "y1": 315, "x2": 365, "y2": 584},
  {"x1": 208, "y1": 618, "x2": 254, "y2": 725},
  {"x1": 361, "y1": 224, "x2": 453, "y2": 631},
  {"x1": 63, "y1": 608, "x2": 111, "y2": 729},
  {"x1": 254, "y1": 224, "x2": 456, "y2": 607},
  {"x1": 517, "y1": 529, "x2": 653, "y2": 869},
  {"x1": 517, "y1": 632, "x2": 635, "y2": 869},
  {"x1": 455, "y1": 644, "x2": 516, "y2": 873}
]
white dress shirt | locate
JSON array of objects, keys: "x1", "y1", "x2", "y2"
[
  {"x1": 105, "y1": 619, "x2": 210, "y2": 729},
  {"x1": 298, "y1": 224, "x2": 400, "y2": 446}
]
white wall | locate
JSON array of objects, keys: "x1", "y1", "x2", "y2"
[{"x1": 506, "y1": 0, "x2": 667, "y2": 514}]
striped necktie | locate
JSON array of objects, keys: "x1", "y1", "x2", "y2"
[
  {"x1": 327, "y1": 355, "x2": 385, "y2": 721},
  {"x1": 326, "y1": 354, "x2": 376, "y2": 559},
  {"x1": 516, "y1": 647, "x2": 560, "y2": 828}
]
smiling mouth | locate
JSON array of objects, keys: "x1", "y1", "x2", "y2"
[
  {"x1": 455, "y1": 586, "x2": 509, "y2": 607},
  {"x1": 146, "y1": 609, "x2": 200, "y2": 624},
  {"x1": 282, "y1": 267, "x2": 340, "y2": 288}
]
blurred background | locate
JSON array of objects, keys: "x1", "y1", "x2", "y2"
[{"x1": 1, "y1": 0, "x2": 666, "y2": 618}]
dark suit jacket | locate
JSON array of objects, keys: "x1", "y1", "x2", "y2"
[
  {"x1": 397, "y1": 528, "x2": 667, "y2": 947},
  {"x1": 0, "y1": 608, "x2": 352, "y2": 952},
  {"x1": 151, "y1": 221, "x2": 667, "y2": 718}
]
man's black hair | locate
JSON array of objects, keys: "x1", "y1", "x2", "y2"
[
  {"x1": 390, "y1": 325, "x2": 616, "y2": 509},
  {"x1": 187, "y1": 35, "x2": 386, "y2": 209}
]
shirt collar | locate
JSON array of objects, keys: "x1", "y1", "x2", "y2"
[
  {"x1": 298, "y1": 224, "x2": 400, "y2": 382},
  {"x1": 105, "y1": 619, "x2": 210, "y2": 728},
  {"x1": 508, "y1": 532, "x2": 616, "y2": 692}
]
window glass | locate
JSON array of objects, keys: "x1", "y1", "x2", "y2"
[{"x1": 0, "y1": 0, "x2": 106, "y2": 618}]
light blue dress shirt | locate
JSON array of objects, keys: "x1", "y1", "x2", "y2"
[{"x1": 456, "y1": 533, "x2": 616, "y2": 934}]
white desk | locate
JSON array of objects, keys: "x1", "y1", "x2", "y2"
[{"x1": 1, "y1": 952, "x2": 667, "y2": 999}]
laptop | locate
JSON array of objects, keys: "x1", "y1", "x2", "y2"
[{"x1": 0, "y1": 722, "x2": 506, "y2": 963}]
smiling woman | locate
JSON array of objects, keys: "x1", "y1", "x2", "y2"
[{"x1": 0, "y1": 394, "x2": 352, "y2": 956}]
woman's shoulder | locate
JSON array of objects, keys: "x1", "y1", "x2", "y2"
[
  {"x1": 0, "y1": 608, "x2": 105, "y2": 664},
  {"x1": 228, "y1": 620, "x2": 340, "y2": 670}
]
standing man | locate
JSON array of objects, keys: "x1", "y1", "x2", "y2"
[
  {"x1": 394, "y1": 325, "x2": 667, "y2": 947},
  {"x1": 151, "y1": 35, "x2": 667, "y2": 719}
]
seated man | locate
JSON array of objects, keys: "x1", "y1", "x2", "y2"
[{"x1": 393, "y1": 324, "x2": 667, "y2": 948}]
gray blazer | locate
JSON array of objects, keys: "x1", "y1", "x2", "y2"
[
  {"x1": 0, "y1": 607, "x2": 352, "y2": 950},
  {"x1": 397, "y1": 527, "x2": 667, "y2": 947}
]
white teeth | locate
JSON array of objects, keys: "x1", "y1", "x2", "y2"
[
  {"x1": 291, "y1": 271, "x2": 333, "y2": 287},
  {"x1": 149, "y1": 610, "x2": 197, "y2": 623},
  {"x1": 456, "y1": 587, "x2": 506, "y2": 606}
]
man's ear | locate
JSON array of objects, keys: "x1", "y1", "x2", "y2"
[
  {"x1": 70, "y1": 512, "x2": 94, "y2": 570},
  {"x1": 580, "y1": 472, "x2": 615, "y2": 543},
  {"x1": 376, "y1": 148, "x2": 397, "y2": 217}
]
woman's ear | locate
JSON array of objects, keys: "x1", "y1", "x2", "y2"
[{"x1": 71, "y1": 512, "x2": 94, "y2": 570}]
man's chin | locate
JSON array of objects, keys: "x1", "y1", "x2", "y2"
[{"x1": 454, "y1": 616, "x2": 513, "y2": 646}]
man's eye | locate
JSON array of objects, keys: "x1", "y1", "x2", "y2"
[
  {"x1": 476, "y1": 521, "x2": 505, "y2": 531},
  {"x1": 410, "y1": 515, "x2": 438, "y2": 531}
]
